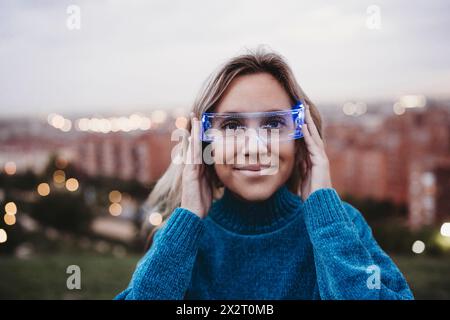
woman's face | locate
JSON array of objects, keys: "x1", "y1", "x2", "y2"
[{"x1": 212, "y1": 72, "x2": 296, "y2": 201}]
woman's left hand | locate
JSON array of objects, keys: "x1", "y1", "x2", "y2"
[{"x1": 299, "y1": 103, "x2": 333, "y2": 202}]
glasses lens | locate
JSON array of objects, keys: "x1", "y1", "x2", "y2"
[{"x1": 201, "y1": 106, "x2": 304, "y2": 142}]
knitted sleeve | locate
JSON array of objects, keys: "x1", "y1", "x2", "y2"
[
  {"x1": 114, "y1": 207, "x2": 204, "y2": 300},
  {"x1": 302, "y1": 188, "x2": 414, "y2": 300}
]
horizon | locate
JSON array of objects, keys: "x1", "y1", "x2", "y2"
[{"x1": 1, "y1": 1, "x2": 450, "y2": 116}]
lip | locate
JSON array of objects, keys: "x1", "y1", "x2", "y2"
[
  {"x1": 233, "y1": 164, "x2": 275, "y2": 177},
  {"x1": 233, "y1": 164, "x2": 270, "y2": 171}
]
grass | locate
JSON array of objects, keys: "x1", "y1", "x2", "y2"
[
  {"x1": 0, "y1": 253, "x2": 140, "y2": 300},
  {"x1": 392, "y1": 255, "x2": 450, "y2": 300},
  {"x1": 0, "y1": 253, "x2": 449, "y2": 299}
]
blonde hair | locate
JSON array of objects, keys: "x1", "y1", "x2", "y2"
[{"x1": 143, "y1": 46, "x2": 323, "y2": 249}]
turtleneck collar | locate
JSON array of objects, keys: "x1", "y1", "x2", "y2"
[{"x1": 208, "y1": 184, "x2": 302, "y2": 235}]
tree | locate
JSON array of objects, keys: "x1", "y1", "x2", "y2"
[{"x1": 30, "y1": 191, "x2": 93, "y2": 234}]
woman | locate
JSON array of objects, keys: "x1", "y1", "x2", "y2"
[{"x1": 115, "y1": 48, "x2": 413, "y2": 300}]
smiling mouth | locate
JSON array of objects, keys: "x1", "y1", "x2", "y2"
[
  {"x1": 233, "y1": 164, "x2": 271, "y2": 171},
  {"x1": 232, "y1": 163, "x2": 279, "y2": 177}
]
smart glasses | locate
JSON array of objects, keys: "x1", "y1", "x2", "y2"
[{"x1": 200, "y1": 101, "x2": 305, "y2": 143}]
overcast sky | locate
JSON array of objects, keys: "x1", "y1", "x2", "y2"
[{"x1": 1, "y1": 0, "x2": 449, "y2": 117}]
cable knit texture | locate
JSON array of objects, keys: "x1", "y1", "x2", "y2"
[{"x1": 115, "y1": 185, "x2": 413, "y2": 300}]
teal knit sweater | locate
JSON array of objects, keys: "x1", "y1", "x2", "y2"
[{"x1": 115, "y1": 186, "x2": 413, "y2": 300}]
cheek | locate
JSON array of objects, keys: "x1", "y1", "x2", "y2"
[
  {"x1": 214, "y1": 163, "x2": 232, "y2": 183},
  {"x1": 210, "y1": 140, "x2": 238, "y2": 164},
  {"x1": 278, "y1": 142, "x2": 296, "y2": 175}
]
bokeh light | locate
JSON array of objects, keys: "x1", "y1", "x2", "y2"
[
  {"x1": 55, "y1": 157, "x2": 68, "y2": 169},
  {"x1": 65, "y1": 178, "x2": 79, "y2": 192},
  {"x1": 109, "y1": 203, "x2": 122, "y2": 216},
  {"x1": 139, "y1": 117, "x2": 152, "y2": 130},
  {"x1": 75, "y1": 115, "x2": 152, "y2": 133},
  {"x1": 53, "y1": 170, "x2": 66, "y2": 184},
  {"x1": 4, "y1": 213, "x2": 16, "y2": 226},
  {"x1": 393, "y1": 102, "x2": 406, "y2": 115},
  {"x1": 0, "y1": 229, "x2": 7, "y2": 244},
  {"x1": 151, "y1": 110, "x2": 167, "y2": 124},
  {"x1": 4, "y1": 161, "x2": 17, "y2": 175},
  {"x1": 175, "y1": 116, "x2": 188, "y2": 129},
  {"x1": 37, "y1": 183, "x2": 51, "y2": 196},
  {"x1": 440, "y1": 222, "x2": 450, "y2": 237},
  {"x1": 61, "y1": 119, "x2": 72, "y2": 132},
  {"x1": 109, "y1": 190, "x2": 122, "y2": 203},
  {"x1": 5, "y1": 202, "x2": 17, "y2": 215},
  {"x1": 412, "y1": 240, "x2": 425, "y2": 254},
  {"x1": 49, "y1": 114, "x2": 65, "y2": 129},
  {"x1": 149, "y1": 212, "x2": 163, "y2": 226},
  {"x1": 399, "y1": 95, "x2": 426, "y2": 108},
  {"x1": 342, "y1": 102, "x2": 356, "y2": 115}
]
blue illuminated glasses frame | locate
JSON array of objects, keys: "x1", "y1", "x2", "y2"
[{"x1": 200, "y1": 101, "x2": 305, "y2": 142}]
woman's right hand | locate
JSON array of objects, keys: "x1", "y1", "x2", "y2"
[{"x1": 180, "y1": 113, "x2": 212, "y2": 219}]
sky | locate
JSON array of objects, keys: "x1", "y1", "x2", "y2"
[{"x1": 1, "y1": 0, "x2": 450, "y2": 117}]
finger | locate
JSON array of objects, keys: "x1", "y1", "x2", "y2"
[
  {"x1": 190, "y1": 113, "x2": 202, "y2": 165},
  {"x1": 300, "y1": 166, "x2": 311, "y2": 199},
  {"x1": 184, "y1": 113, "x2": 194, "y2": 165},
  {"x1": 186, "y1": 113, "x2": 195, "y2": 165},
  {"x1": 304, "y1": 104, "x2": 324, "y2": 148},
  {"x1": 192, "y1": 117, "x2": 202, "y2": 164},
  {"x1": 300, "y1": 157, "x2": 309, "y2": 177},
  {"x1": 304, "y1": 104, "x2": 323, "y2": 147},
  {"x1": 184, "y1": 130, "x2": 196, "y2": 167},
  {"x1": 303, "y1": 171, "x2": 312, "y2": 200},
  {"x1": 302, "y1": 123, "x2": 321, "y2": 156},
  {"x1": 184, "y1": 136, "x2": 194, "y2": 166},
  {"x1": 301, "y1": 155, "x2": 312, "y2": 179}
]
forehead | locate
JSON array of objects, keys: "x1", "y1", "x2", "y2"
[{"x1": 214, "y1": 73, "x2": 293, "y2": 113}]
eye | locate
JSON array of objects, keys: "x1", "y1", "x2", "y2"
[
  {"x1": 262, "y1": 117, "x2": 286, "y2": 129},
  {"x1": 221, "y1": 119, "x2": 244, "y2": 130}
]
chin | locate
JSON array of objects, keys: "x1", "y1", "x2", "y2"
[
  {"x1": 214, "y1": 163, "x2": 290, "y2": 202},
  {"x1": 228, "y1": 175, "x2": 280, "y2": 202}
]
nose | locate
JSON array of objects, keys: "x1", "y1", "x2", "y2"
[{"x1": 243, "y1": 128, "x2": 268, "y2": 158}]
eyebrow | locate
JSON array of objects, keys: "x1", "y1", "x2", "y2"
[
  {"x1": 216, "y1": 101, "x2": 301, "y2": 114},
  {"x1": 216, "y1": 108, "x2": 289, "y2": 113}
]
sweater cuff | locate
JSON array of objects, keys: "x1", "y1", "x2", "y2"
[
  {"x1": 157, "y1": 207, "x2": 204, "y2": 253},
  {"x1": 303, "y1": 188, "x2": 351, "y2": 230}
]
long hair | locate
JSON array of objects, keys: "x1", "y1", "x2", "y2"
[{"x1": 143, "y1": 46, "x2": 323, "y2": 250}]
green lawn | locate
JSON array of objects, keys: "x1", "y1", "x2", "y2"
[
  {"x1": 0, "y1": 254, "x2": 449, "y2": 299},
  {"x1": 392, "y1": 255, "x2": 450, "y2": 299},
  {"x1": 0, "y1": 254, "x2": 140, "y2": 300}
]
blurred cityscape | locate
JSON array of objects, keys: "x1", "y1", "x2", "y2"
[
  {"x1": 1, "y1": 95, "x2": 450, "y2": 255},
  {"x1": 0, "y1": 108, "x2": 183, "y2": 256},
  {"x1": 1, "y1": 95, "x2": 450, "y2": 299},
  {"x1": 325, "y1": 96, "x2": 450, "y2": 230}
]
